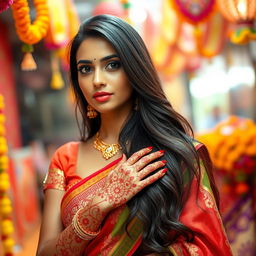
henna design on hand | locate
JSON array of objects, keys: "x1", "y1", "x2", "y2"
[
  {"x1": 78, "y1": 202, "x2": 104, "y2": 232},
  {"x1": 96, "y1": 147, "x2": 167, "y2": 209},
  {"x1": 55, "y1": 224, "x2": 86, "y2": 256}
]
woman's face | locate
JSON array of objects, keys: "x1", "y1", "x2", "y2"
[{"x1": 76, "y1": 36, "x2": 133, "y2": 115}]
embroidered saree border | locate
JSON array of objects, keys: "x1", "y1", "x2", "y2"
[{"x1": 61, "y1": 156, "x2": 122, "y2": 209}]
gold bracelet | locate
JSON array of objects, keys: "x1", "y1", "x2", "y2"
[{"x1": 72, "y1": 208, "x2": 101, "y2": 240}]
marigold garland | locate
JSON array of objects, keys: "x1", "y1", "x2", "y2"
[
  {"x1": 197, "y1": 116, "x2": 256, "y2": 195},
  {"x1": 0, "y1": 95, "x2": 14, "y2": 256},
  {"x1": 11, "y1": 0, "x2": 49, "y2": 70}
]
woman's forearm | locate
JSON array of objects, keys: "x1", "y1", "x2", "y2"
[
  {"x1": 37, "y1": 224, "x2": 90, "y2": 256},
  {"x1": 37, "y1": 197, "x2": 110, "y2": 256}
]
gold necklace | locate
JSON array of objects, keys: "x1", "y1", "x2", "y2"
[{"x1": 93, "y1": 132, "x2": 121, "y2": 160}]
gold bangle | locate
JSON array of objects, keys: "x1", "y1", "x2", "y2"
[{"x1": 72, "y1": 209, "x2": 101, "y2": 240}]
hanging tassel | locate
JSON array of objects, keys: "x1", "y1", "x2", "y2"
[
  {"x1": 51, "y1": 70, "x2": 64, "y2": 90},
  {"x1": 50, "y1": 52, "x2": 64, "y2": 90},
  {"x1": 21, "y1": 44, "x2": 37, "y2": 71}
]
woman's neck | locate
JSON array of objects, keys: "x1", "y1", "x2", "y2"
[{"x1": 98, "y1": 108, "x2": 132, "y2": 144}]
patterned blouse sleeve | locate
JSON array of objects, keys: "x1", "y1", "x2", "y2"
[{"x1": 43, "y1": 146, "x2": 66, "y2": 191}]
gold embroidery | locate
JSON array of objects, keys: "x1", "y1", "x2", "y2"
[
  {"x1": 184, "y1": 242, "x2": 199, "y2": 256},
  {"x1": 168, "y1": 244, "x2": 181, "y2": 256},
  {"x1": 43, "y1": 168, "x2": 66, "y2": 191},
  {"x1": 201, "y1": 188, "x2": 215, "y2": 209},
  {"x1": 200, "y1": 168, "x2": 233, "y2": 254}
]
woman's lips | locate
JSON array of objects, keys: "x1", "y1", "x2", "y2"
[{"x1": 93, "y1": 92, "x2": 113, "y2": 102}]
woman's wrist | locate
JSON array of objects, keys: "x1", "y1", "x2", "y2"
[
  {"x1": 72, "y1": 208, "x2": 101, "y2": 240},
  {"x1": 92, "y1": 194, "x2": 114, "y2": 213},
  {"x1": 73, "y1": 196, "x2": 110, "y2": 236}
]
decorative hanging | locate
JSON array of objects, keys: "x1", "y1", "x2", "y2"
[
  {"x1": 50, "y1": 52, "x2": 64, "y2": 90},
  {"x1": 169, "y1": 0, "x2": 220, "y2": 61},
  {"x1": 177, "y1": 23, "x2": 197, "y2": 56},
  {"x1": 45, "y1": 0, "x2": 69, "y2": 89},
  {"x1": 216, "y1": 0, "x2": 256, "y2": 44},
  {"x1": 45, "y1": 0, "x2": 80, "y2": 70},
  {"x1": 0, "y1": 0, "x2": 13, "y2": 13},
  {"x1": 11, "y1": 0, "x2": 49, "y2": 70},
  {"x1": 161, "y1": 46, "x2": 187, "y2": 78},
  {"x1": 92, "y1": 1, "x2": 125, "y2": 17},
  {"x1": 44, "y1": 0, "x2": 69, "y2": 49},
  {"x1": 44, "y1": 0, "x2": 80, "y2": 89},
  {"x1": 0, "y1": 95, "x2": 14, "y2": 256},
  {"x1": 120, "y1": 0, "x2": 131, "y2": 23},
  {"x1": 170, "y1": 0, "x2": 216, "y2": 25},
  {"x1": 195, "y1": 12, "x2": 228, "y2": 57},
  {"x1": 151, "y1": 0, "x2": 181, "y2": 71}
]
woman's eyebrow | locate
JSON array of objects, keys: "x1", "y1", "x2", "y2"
[{"x1": 77, "y1": 54, "x2": 119, "y2": 65}]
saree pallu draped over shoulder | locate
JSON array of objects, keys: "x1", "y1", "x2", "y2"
[
  {"x1": 44, "y1": 142, "x2": 233, "y2": 256},
  {"x1": 60, "y1": 157, "x2": 143, "y2": 256}
]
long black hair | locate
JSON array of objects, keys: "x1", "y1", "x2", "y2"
[{"x1": 69, "y1": 14, "x2": 219, "y2": 254}]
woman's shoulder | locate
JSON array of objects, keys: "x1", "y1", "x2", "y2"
[
  {"x1": 55, "y1": 141, "x2": 80, "y2": 155},
  {"x1": 49, "y1": 141, "x2": 80, "y2": 168}
]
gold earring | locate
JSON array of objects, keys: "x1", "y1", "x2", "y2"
[{"x1": 87, "y1": 105, "x2": 98, "y2": 119}]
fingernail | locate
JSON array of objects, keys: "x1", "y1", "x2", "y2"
[
  {"x1": 147, "y1": 146, "x2": 153, "y2": 150},
  {"x1": 159, "y1": 150, "x2": 165, "y2": 154},
  {"x1": 162, "y1": 160, "x2": 167, "y2": 164},
  {"x1": 162, "y1": 168, "x2": 168, "y2": 174}
]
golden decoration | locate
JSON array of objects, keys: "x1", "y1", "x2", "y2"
[
  {"x1": 87, "y1": 105, "x2": 98, "y2": 119},
  {"x1": 11, "y1": 0, "x2": 49, "y2": 70},
  {"x1": 0, "y1": 94, "x2": 14, "y2": 256},
  {"x1": 11, "y1": 0, "x2": 49, "y2": 45},
  {"x1": 93, "y1": 132, "x2": 121, "y2": 160},
  {"x1": 216, "y1": 0, "x2": 256, "y2": 44}
]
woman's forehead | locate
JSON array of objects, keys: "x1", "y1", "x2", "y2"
[{"x1": 76, "y1": 37, "x2": 117, "y2": 60}]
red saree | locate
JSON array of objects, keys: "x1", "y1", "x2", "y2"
[{"x1": 43, "y1": 142, "x2": 233, "y2": 255}]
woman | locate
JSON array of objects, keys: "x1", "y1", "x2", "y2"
[{"x1": 37, "y1": 14, "x2": 232, "y2": 255}]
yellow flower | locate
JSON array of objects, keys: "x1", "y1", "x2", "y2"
[
  {"x1": 0, "y1": 179, "x2": 10, "y2": 192},
  {"x1": 0, "y1": 155, "x2": 8, "y2": 170},
  {"x1": 0, "y1": 114, "x2": 6, "y2": 123},
  {"x1": 0, "y1": 196, "x2": 12, "y2": 216},
  {"x1": 2, "y1": 237, "x2": 14, "y2": 253},
  {"x1": 0, "y1": 125, "x2": 6, "y2": 136},
  {"x1": 0, "y1": 143, "x2": 8, "y2": 155},
  {"x1": 1, "y1": 219, "x2": 14, "y2": 236}
]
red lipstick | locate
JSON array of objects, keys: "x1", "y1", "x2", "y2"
[{"x1": 93, "y1": 91, "x2": 113, "y2": 102}]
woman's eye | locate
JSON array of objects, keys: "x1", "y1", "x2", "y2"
[
  {"x1": 78, "y1": 65, "x2": 91, "y2": 74},
  {"x1": 106, "y1": 61, "x2": 121, "y2": 70}
]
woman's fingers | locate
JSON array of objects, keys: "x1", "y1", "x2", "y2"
[
  {"x1": 140, "y1": 168, "x2": 167, "y2": 188},
  {"x1": 125, "y1": 147, "x2": 153, "y2": 165},
  {"x1": 138, "y1": 160, "x2": 166, "y2": 179},
  {"x1": 135, "y1": 150, "x2": 165, "y2": 171}
]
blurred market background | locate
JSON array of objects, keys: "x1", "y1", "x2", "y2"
[{"x1": 0, "y1": 0, "x2": 256, "y2": 255}]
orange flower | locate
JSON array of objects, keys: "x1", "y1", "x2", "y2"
[{"x1": 11, "y1": 0, "x2": 49, "y2": 45}]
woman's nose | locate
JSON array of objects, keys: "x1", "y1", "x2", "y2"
[{"x1": 93, "y1": 68, "x2": 106, "y2": 87}]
